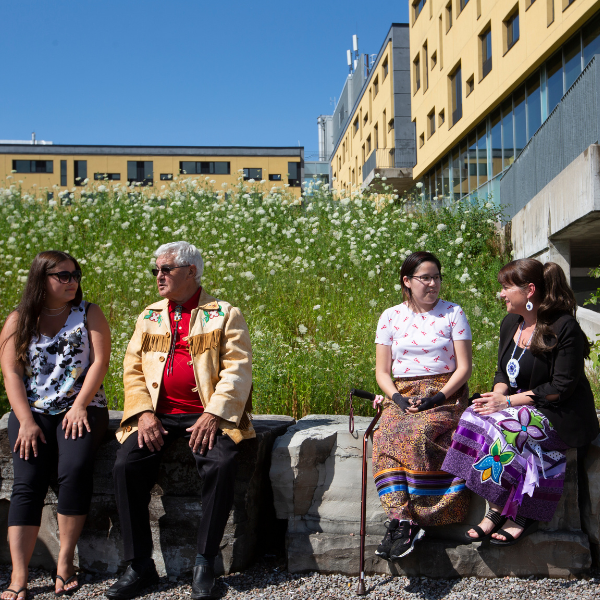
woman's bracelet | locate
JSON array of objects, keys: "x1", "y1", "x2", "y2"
[{"x1": 506, "y1": 395, "x2": 512, "y2": 408}]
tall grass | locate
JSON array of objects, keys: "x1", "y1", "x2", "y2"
[{"x1": 0, "y1": 174, "x2": 510, "y2": 417}]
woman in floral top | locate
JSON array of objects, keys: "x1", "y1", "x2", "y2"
[{"x1": 0, "y1": 251, "x2": 110, "y2": 599}]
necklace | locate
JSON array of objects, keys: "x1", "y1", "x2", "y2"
[
  {"x1": 41, "y1": 304, "x2": 69, "y2": 316},
  {"x1": 166, "y1": 304, "x2": 183, "y2": 376},
  {"x1": 506, "y1": 321, "x2": 535, "y2": 388}
]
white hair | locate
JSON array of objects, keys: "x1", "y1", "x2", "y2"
[{"x1": 154, "y1": 241, "x2": 203, "y2": 285}]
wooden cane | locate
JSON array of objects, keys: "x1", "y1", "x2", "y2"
[{"x1": 349, "y1": 389, "x2": 383, "y2": 596}]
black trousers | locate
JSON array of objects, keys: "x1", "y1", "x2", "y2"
[
  {"x1": 113, "y1": 413, "x2": 240, "y2": 561},
  {"x1": 8, "y1": 406, "x2": 109, "y2": 526}
]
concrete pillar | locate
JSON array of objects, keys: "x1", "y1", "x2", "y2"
[{"x1": 547, "y1": 239, "x2": 571, "y2": 283}]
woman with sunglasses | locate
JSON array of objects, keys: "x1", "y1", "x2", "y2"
[
  {"x1": 0, "y1": 251, "x2": 110, "y2": 599},
  {"x1": 372, "y1": 251, "x2": 473, "y2": 560}
]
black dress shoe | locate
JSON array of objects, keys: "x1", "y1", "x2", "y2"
[
  {"x1": 105, "y1": 564, "x2": 159, "y2": 600},
  {"x1": 191, "y1": 565, "x2": 216, "y2": 599}
]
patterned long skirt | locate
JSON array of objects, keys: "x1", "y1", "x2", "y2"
[
  {"x1": 441, "y1": 406, "x2": 569, "y2": 522},
  {"x1": 372, "y1": 373, "x2": 470, "y2": 526}
]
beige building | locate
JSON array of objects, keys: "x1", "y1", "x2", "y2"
[
  {"x1": 329, "y1": 24, "x2": 415, "y2": 196},
  {"x1": 410, "y1": 0, "x2": 600, "y2": 200},
  {"x1": 0, "y1": 145, "x2": 304, "y2": 197}
]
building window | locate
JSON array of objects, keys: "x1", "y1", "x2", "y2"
[
  {"x1": 363, "y1": 112, "x2": 369, "y2": 126},
  {"x1": 563, "y1": 0, "x2": 576, "y2": 10},
  {"x1": 438, "y1": 109, "x2": 445, "y2": 126},
  {"x1": 353, "y1": 117, "x2": 359, "y2": 135},
  {"x1": 414, "y1": 54, "x2": 421, "y2": 93},
  {"x1": 419, "y1": 133, "x2": 425, "y2": 148},
  {"x1": 505, "y1": 9, "x2": 519, "y2": 53},
  {"x1": 480, "y1": 26, "x2": 492, "y2": 80},
  {"x1": 243, "y1": 168, "x2": 262, "y2": 181},
  {"x1": 94, "y1": 172, "x2": 121, "y2": 181},
  {"x1": 60, "y1": 160, "x2": 67, "y2": 186},
  {"x1": 466, "y1": 74, "x2": 474, "y2": 96},
  {"x1": 179, "y1": 161, "x2": 230, "y2": 175},
  {"x1": 382, "y1": 56, "x2": 389, "y2": 79},
  {"x1": 74, "y1": 160, "x2": 87, "y2": 186},
  {"x1": 269, "y1": 174, "x2": 282, "y2": 181},
  {"x1": 547, "y1": 0, "x2": 555, "y2": 26},
  {"x1": 388, "y1": 118, "x2": 394, "y2": 132},
  {"x1": 373, "y1": 76, "x2": 379, "y2": 97},
  {"x1": 449, "y1": 64, "x2": 462, "y2": 126},
  {"x1": 288, "y1": 162, "x2": 301, "y2": 187},
  {"x1": 12, "y1": 160, "x2": 53, "y2": 173},
  {"x1": 366, "y1": 135, "x2": 372, "y2": 154},
  {"x1": 446, "y1": 1, "x2": 453, "y2": 31},
  {"x1": 160, "y1": 174, "x2": 173, "y2": 180},
  {"x1": 413, "y1": 0, "x2": 427, "y2": 23},
  {"x1": 431, "y1": 50, "x2": 437, "y2": 68},
  {"x1": 423, "y1": 42, "x2": 429, "y2": 91},
  {"x1": 526, "y1": 0, "x2": 536, "y2": 7},
  {"x1": 458, "y1": 0, "x2": 469, "y2": 14},
  {"x1": 127, "y1": 161, "x2": 153, "y2": 186},
  {"x1": 374, "y1": 123, "x2": 379, "y2": 149},
  {"x1": 427, "y1": 109, "x2": 436, "y2": 138}
]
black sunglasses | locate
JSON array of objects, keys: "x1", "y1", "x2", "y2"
[
  {"x1": 48, "y1": 270, "x2": 82, "y2": 284},
  {"x1": 151, "y1": 264, "x2": 190, "y2": 277}
]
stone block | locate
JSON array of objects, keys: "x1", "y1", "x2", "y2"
[
  {"x1": 0, "y1": 411, "x2": 294, "y2": 576},
  {"x1": 271, "y1": 415, "x2": 592, "y2": 578}
]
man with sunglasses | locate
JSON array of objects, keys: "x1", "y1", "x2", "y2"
[{"x1": 107, "y1": 241, "x2": 253, "y2": 600}]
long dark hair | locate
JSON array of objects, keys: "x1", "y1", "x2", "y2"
[
  {"x1": 497, "y1": 259, "x2": 589, "y2": 356},
  {"x1": 10, "y1": 251, "x2": 82, "y2": 365},
  {"x1": 400, "y1": 251, "x2": 442, "y2": 302}
]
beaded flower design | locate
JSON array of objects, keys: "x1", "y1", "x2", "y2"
[
  {"x1": 473, "y1": 439, "x2": 515, "y2": 484},
  {"x1": 498, "y1": 407, "x2": 547, "y2": 453}
]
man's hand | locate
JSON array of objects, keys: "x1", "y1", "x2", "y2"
[
  {"x1": 137, "y1": 411, "x2": 168, "y2": 452},
  {"x1": 186, "y1": 412, "x2": 220, "y2": 455}
]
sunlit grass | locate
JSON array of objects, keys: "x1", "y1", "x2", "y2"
[{"x1": 0, "y1": 174, "x2": 511, "y2": 417}]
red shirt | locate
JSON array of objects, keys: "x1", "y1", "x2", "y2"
[{"x1": 156, "y1": 287, "x2": 204, "y2": 415}]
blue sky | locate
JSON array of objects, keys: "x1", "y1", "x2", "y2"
[{"x1": 0, "y1": 1, "x2": 408, "y2": 153}]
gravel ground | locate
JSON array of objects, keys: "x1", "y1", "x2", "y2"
[{"x1": 1, "y1": 563, "x2": 599, "y2": 600}]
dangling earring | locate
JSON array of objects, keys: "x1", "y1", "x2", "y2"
[{"x1": 526, "y1": 300, "x2": 533, "y2": 311}]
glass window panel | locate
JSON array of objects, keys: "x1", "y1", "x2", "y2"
[
  {"x1": 583, "y1": 12, "x2": 600, "y2": 66},
  {"x1": 435, "y1": 162, "x2": 442, "y2": 198},
  {"x1": 490, "y1": 109, "x2": 502, "y2": 177},
  {"x1": 564, "y1": 34, "x2": 582, "y2": 90},
  {"x1": 514, "y1": 86, "x2": 526, "y2": 156},
  {"x1": 144, "y1": 162, "x2": 153, "y2": 180},
  {"x1": 502, "y1": 98, "x2": 514, "y2": 169},
  {"x1": 180, "y1": 161, "x2": 196, "y2": 174},
  {"x1": 468, "y1": 133, "x2": 477, "y2": 193},
  {"x1": 127, "y1": 161, "x2": 137, "y2": 181},
  {"x1": 477, "y1": 123, "x2": 487, "y2": 186},
  {"x1": 13, "y1": 160, "x2": 30, "y2": 172},
  {"x1": 547, "y1": 51, "x2": 563, "y2": 114},
  {"x1": 442, "y1": 155, "x2": 450, "y2": 198},
  {"x1": 60, "y1": 160, "x2": 67, "y2": 186},
  {"x1": 459, "y1": 141, "x2": 467, "y2": 196},
  {"x1": 526, "y1": 72, "x2": 541, "y2": 139},
  {"x1": 452, "y1": 148, "x2": 461, "y2": 200},
  {"x1": 288, "y1": 162, "x2": 300, "y2": 179},
  {"x1": 214, "y1": 162, "x2": 229, "y2": 174}
]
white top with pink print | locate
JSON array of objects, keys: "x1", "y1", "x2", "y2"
[{"x1": 374, "y1": 299, "x2": 472, "y2": 378}]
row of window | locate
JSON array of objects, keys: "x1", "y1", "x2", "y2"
[
  {"x1": 413, "y1": 0, "x2": 470, "y2": 28},
  {"x1": 419, "y1": 7, "x2": 599, "y2": 153},
  {"x1": 418, "y1": 10, "x2": 600, "y2": 200},
  {"x1": 10, "y1": 160, "x2": 303, "y2": 187},
  {"x1": 413, "y1": 2, "x2": 521, "y2": 99}
]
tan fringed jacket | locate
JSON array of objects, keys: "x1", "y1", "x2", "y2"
[{"x1": 116, "y1": 287, "x2": 254, "y2": 444}]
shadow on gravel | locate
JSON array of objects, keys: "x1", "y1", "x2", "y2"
[{"x1": 367, "y1": 575, "x2": 460, "y2": 598}]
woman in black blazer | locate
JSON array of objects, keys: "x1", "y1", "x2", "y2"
[{"x1": 442, "y1": 259, "x2": 598, "y2": 546}]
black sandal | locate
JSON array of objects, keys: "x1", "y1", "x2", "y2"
[
  {"x1": 490, "y1": 515, "x2": 538, "y2": 546},
  {"x1": 464, "y1": 509, "x2": 506, "y2": 542},
  {"x1": 2, "y1": 587, "x2": 27, "y2": 600},
  {"x1": 53, "y1": 573, "x2": 80, "y2": 597}
]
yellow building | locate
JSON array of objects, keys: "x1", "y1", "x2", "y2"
[
  {"x1": 410, "y1": 0, "x2": 600, "y2": 200},
  {"x1": 330, "y1": 24, "x2": 415, "y2": 196},
  {"x1": 0, "y1": 145, "x2": 304, "y2": 197}
]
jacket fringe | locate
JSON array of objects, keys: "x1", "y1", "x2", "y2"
[
  {"x1": 189, "y1": 330, "x2": 222, "y2": 356},
  {"x1": 238, "y1": 385, "x2": 253, "y2": 431},
  {"x1": 141, "y1": 332, "x2": 171, "y2": 353}
]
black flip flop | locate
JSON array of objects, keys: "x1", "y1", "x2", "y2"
[
  {"x1": 2, "y1": 587, "x2": 27, "y2": 600},
  {"x1": 54, "y1": 574, "x2": 80, "y2": 597},
  {"x1": 464, "y1": 509, "x2": 506, "y2": 542},
  {"x1": 490, "y1": 515, "x2": 538, "y2": 546}
]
